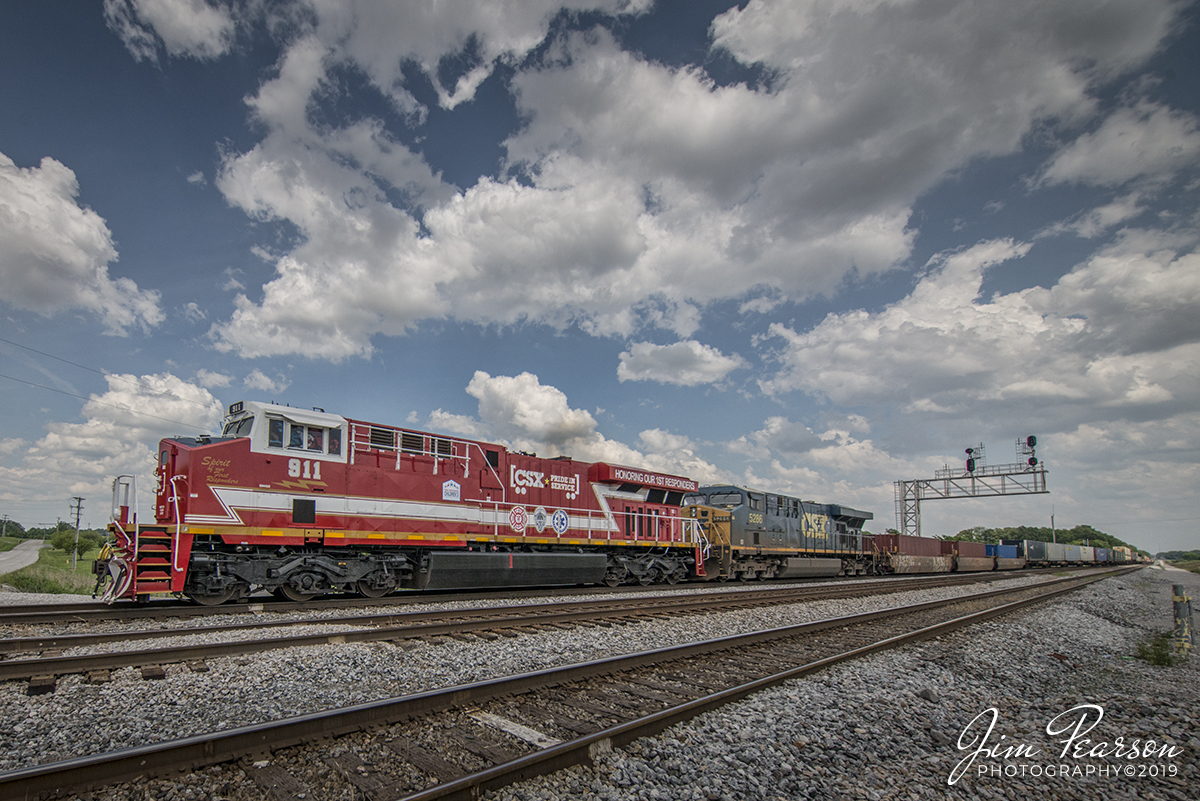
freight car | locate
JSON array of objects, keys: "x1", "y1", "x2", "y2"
[{"x1": 97, "y1": 401, "x2": 719, "y2": 604}]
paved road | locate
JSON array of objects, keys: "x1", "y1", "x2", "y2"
[{"x1": 0, "y1": 539, "x2": 45, "y2": 575}]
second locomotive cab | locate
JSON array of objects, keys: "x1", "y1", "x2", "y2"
[{"x1": 682, "y1": 485, "x2": 873, "y2": 580}]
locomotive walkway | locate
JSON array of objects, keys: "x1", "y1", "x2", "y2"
[{"x1": 0, "y1": 567, "x2": 1139, "y2": 800}]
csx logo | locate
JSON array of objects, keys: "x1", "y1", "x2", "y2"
[{"x1": 510, "y1": 467, "x2": 546, "y2": 495}]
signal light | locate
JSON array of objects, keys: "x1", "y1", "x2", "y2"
[
  {"x1": 966, "y1": 458, "x2": 976, "y2": 472},
  {"x1": 1026, "y1": 435, "x2": 1037, "y2": 448},
  {"x1": 1028, "y1": 457, "x2": 1038, "y2": 467}
]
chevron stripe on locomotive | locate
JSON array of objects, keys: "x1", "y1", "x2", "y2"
[{"x1": 97, "y1": 401, "x2": 882, "y2": 604}]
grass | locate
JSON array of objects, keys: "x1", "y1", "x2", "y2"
[
  {"x1": 1134, "y1": 630, "x2": 1187, "y2": 667},
  {"x1": 0, "y1": 536, "x2": 20, "y2": 553},
  {"x1": 0, "y1": 544, "x2": 101, "y2": 595},
  {"x1": 1171, "y1": 559, "x2": 1200, "y2": 575}
]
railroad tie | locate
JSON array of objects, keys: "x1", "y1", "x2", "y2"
[
  {"x1": 324, "y1": 753, "x2": 401, "y2": 801},
  {"x1": 140, "y1": 665, "x2": 167, "y2": 681},
  {"x1": 577, "y1": 687, "x2": 648, "y2": 711},
  {"x1": 470, "y1": 710, "x2": 562, "y2": 748},
  {"x1": 387, "y1": 736, "x2": 462, "y2": 782},
  {"x1": 514, "y1": 703, "x2": 600, "y2": 735},
  {"x1": 444, "y1": 727, "x2": 524, "y2": 765},
  {"x1": 27, "y1": 675, "x2": 56, "y2": 696},
  {"x1": 606, "y1": 680, "x2": 680, "y2": 704},
  {"x1": 619, "y1": 675, "x2": 698, "y2": 699},
  {"x1": 243, "y1": 760, "x2": 309, "y2": 801}
]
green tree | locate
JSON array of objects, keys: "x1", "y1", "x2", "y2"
[
  {"x1": 954, "y1": 526, "x2": 1000, "y2": 543},
  {"x1": 49, "y1": 528, "x2": 102, "y2": 558},
  {"x1": 28, "y1": 521, "x2": 73, "y2": 540}
]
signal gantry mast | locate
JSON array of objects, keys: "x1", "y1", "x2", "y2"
[{"x1": 894, "y1": 436, "x2": 1048, "y2": 537}]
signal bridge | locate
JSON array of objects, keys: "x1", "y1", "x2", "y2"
[{"x1": 894, "y1": 437, "x2": 1048, "y2": 537}]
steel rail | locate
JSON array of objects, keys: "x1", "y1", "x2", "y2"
[
  {"x1": 403, "y1": 569, "x2": 1132, "y2": 801},
  {"x1": 0, "y1": 571, "x2": 1074, "y2": 681},
  {"x1": 0, "y1": 566, "x2": 1087, "y2": 626},
  {"x1": 0, "y1": 567, "x2": 1137, "y2": 800},
  {"x1": 0, "y1": 571, "x2": 1026, "y2": 655}
]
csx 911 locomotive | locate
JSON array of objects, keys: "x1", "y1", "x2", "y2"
[{"x1": 95, "y1": 401, "x2": 873, "y2": 604}]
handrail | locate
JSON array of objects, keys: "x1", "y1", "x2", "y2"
[{"x1": 169, "y1": 475, "x2": 187, "y2": 573}]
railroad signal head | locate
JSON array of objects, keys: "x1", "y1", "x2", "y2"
[
  {"x1": 966, "y1": 457, "x2": 976, "y2": 472},
  {"x1": 1026, "y1": 435, "x2": 1037, "y2": 448}
]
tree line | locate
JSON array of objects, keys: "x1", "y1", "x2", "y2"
[
  {"x1": 946, "y1": 524, "x2": 1146, "y2": 555},
  {"x1": 1158, "y1": 550, "x2": 1200, "y2": 562},
  {"x1": 1, "y1": 518, "x2": 106, "y2": 557}
]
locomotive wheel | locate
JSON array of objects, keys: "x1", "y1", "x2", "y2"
[
  {"x1": 276, "y1": 585, "x2": 323, "y2": 602},
  {"x1": 665, "y1": 569, "x2": 682, "y2": 585},
  {"x1": 356, "y1": 579, "x2": 391, "y2": 598},
  {"x1": 187, "y1": 587, "x2": 237, "y2": 606}
]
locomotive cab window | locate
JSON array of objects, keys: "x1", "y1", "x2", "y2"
[
  {"x1": 266, "y1": 415, "x2": 341, "y2": 457},
  {"x1": 221, "y1": 417, "x2": 254, "y2": 438},
  {"x1": 268, "y1": 417, "x2": 285, "y2": 448},
  {"x1": 707, "y1": 491, "x2": 743, "y2": 508}
]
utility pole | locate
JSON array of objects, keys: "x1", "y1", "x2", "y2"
[{"x1": 69, "y1": 497, "x2": 84, "y2": 571}]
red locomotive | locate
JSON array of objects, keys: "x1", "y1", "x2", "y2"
[{"x1": 97, "y1": 401, "x2": 710, "y2": 604}]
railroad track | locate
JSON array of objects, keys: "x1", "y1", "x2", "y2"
[
  {"x1": 0, "y1": 567, "x2": 1138, "y2": 800},
  {"x1": 1, "y1": 571, "x2": 1049, "y2": 686},
  {"x1": 0, "y1": 567, "x2": 1087, "y2": 626}
]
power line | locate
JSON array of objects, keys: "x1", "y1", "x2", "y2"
[
  {"x1": 0, "y1": 335, "x2": 217, "y2": 411},
  {"x1": 0, "y1": 372, "x2": 213, "y2": 432}
]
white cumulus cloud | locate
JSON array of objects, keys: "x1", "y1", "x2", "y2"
[
  {"x1": 0, "y1": 374, "x2": 224, "y2": 516},
  {"x1": 617, "y1": 340, "x2": 747, "y2": 386},
  {"x1": 1039, "y1": 102, "x2": 1200, "y2": 187},
  {"x1": 0, "y1": 152, "x2": 163, "y2": 334},
  {"x1": 104, "y1": 0, "x2": 237, "y2": 63},
  {"x1": 201, "y1": 0, "x2": 1183, "y2": 360}
]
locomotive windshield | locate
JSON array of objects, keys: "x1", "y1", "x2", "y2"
[
  {"x1": 221, "y1": 417, "x2": 254, "y2": 438},
  {"x1": 706, "y1": 491, "x2": 744, "y2": 508}
]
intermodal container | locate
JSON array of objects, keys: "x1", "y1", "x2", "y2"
[
  {"x1": 1002, "y1": 539, "x2": 1046, "y2": 561},
  {"x1": 1065, "y1": 544, "x2": 1083, "y2": 562},
  {"x1": 872, "y1": 534, "x2": 944, "y2": 557},
  {"x1": 957, "y1": 541, "x2": 988, "y2": 558},
  {"x1": 1095, "y1": 547, "x2": 1109, "y2": 563},
  {"x1": 1079, "y1": 545, "x2": 1095, "y2": 562},
  {"x1": 1046, "y1": 542, "x2": 1067, "y2": 562}
]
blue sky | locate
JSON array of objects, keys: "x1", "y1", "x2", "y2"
[{"x1": 1, "y1": 0, "x2": 1198, "y2": 553}]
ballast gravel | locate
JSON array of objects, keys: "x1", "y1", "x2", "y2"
[
  {"x1": 0, "y1": 567, "x2": 1195, "y2": 800},
  {"x1": 487, "y1": 566, "x2": 1200, "y2": 801}
]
